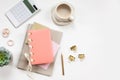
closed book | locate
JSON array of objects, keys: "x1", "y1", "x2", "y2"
[{"x1": 28, "y1": 29, "x2": 53, "y2": 65}]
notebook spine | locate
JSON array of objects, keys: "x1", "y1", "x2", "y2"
[{"x1": 27, "y1": 32, "x2": 34, "y2": 63}]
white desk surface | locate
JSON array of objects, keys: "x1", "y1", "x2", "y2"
[{"x1": 0, "y1": 0, "x2": 120, "y2": 80}]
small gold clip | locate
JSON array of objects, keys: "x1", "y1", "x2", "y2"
[
  {"x1": 78, "y1": 54, "x2": 85, "y2": 60},
  {"x1": 69, "y1": 55, "x2": 75, "y2": 61},
  {"x1": 70, "y1": 45, "x2": 77, "y2": 52}
]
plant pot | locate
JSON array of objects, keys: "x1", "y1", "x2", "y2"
[{"x1": 0, "y1": 47, "x2": 12, "y2": 67}]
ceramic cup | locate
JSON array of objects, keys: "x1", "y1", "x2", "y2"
[{"x1": 52, "y1": 2, "x2": 74, "y2": 26}]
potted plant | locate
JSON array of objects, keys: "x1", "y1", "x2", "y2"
[{"x1": 0, "y1": 47, "x2": 12, "y2": 67}]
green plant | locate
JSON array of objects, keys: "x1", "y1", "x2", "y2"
[{"x1": 0, "y1": 47, "x2": 11, "y2": 67}]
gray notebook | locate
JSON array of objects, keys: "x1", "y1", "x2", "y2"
[{"x1": 17, "y1": 23, "x2": 63, "y2": 76}]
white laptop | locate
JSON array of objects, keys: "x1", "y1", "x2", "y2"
[{"x1": 6, "y1": 0, "x2": 39, "y2": 28}]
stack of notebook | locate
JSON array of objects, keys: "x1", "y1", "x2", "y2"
[{"x1": 17, "y1": 23, "x2": 63, "y2": 76}]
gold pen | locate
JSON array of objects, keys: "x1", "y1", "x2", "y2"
[{"x1": 61, "y1": 54, "x2": 64, "y2": 76}]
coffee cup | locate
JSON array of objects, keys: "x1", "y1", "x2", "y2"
[{"x1": 52, "y1": 2, "x2": 74, "y2": 26}]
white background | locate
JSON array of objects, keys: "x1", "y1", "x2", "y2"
[{"x1": 0, "y1": 0, "x2": 120, "y2": 80}]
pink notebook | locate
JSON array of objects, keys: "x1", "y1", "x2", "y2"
[
  {"x1": 28, "y1": 29, "x2": 53, "y2": 65},
  {"x1": 39, "y1": 41, "x2": 59, "y2": 70}
]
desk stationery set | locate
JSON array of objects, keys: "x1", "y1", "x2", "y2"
[
  {"x1": 0, "y1": 0, "x2": 86, "y2": 78},
  {"x1": 17, "y1": 23, "x2": 63, "y2": 76}
]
